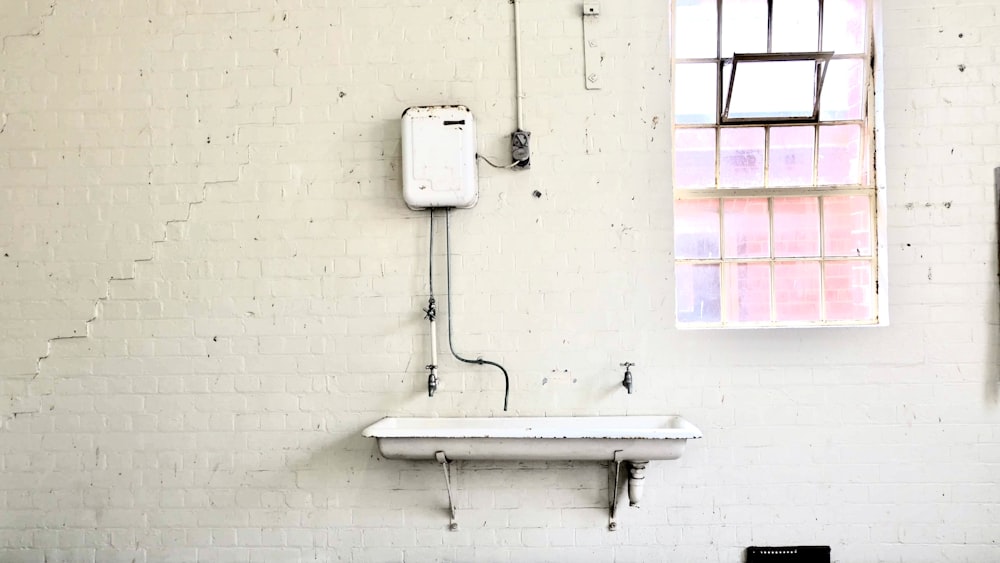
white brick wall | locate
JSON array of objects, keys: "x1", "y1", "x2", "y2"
[{"x1": 1, "y1": 0, "x2": 999, "y2": 561}]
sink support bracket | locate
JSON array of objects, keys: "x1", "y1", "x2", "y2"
[
  {"x1": 608, "y1": 450, "x2": 625, "y2": 531},
  {"x1": 435, "y1": 451, "x2": 459, "y2": 531},
  {"x1": 608, "y1": 453, "x2": 651, "y2": 530}
]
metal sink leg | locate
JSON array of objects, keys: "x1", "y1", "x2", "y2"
[
  {"x1": 435, "y1": 451, "x2": 459, "y2": 531},
  {"x1": 608, "y1": 450, "x2": 625, "y2": 531}
]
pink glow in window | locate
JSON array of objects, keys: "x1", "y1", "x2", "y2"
[
  {"x1": 773, "y1": 197, "x2": 820, "y2": 258},
  {"x1": 677, "y1": 264, "x2": 722, "y2": 323},
  {"x1": 774, "y1": 261, "x2": 821, "y2": 321},
  {"x1": 823, "y1": 0, "x2": 867, "y2": 54},
  {"x1": 674, "y1": 128, "x2": 716, "y2": 189},
  {"x1": 823, "y1": 195, "x2": 872, "y2": 257},
  {"x1": 675, "y1": 199, "x2": 721, "y2": 259},
  {"x1": 723, "y1": 198, "x2": 769, "y2": 258},
  {"x1": 720, "y1": 128, "x2": 765, "y2": 187},
  {"x1": 820, "y1": 59, "x2": 865, "y2": 122},
  {"x1": 726, "y1": 262, "x2": 771, "y2": 322},
  {"x1": 817, "y1": 125, "x2": 861, "y2": 185},
  {"x1": 825, "y1": 261, "x2": 874, "y2": 320},
  {"x1": 769, "y1": 126, "x2": 816, "y2": 187}
]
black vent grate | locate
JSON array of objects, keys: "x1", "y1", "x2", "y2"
[{"x1": 746, "y1": 546, "x2": 831, "y2": 563}]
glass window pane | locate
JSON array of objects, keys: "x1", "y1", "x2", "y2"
[
  {"x1": 823, "y1": 0, "x2": 867, "y2": 54},
  {"x1": 773, "y1": 197, "x2": 820, "y2": 257},
  {"x1": 726, "y1": 262, "x2": 771, "y2": 323},
  {"x1": 820, "y1": 59, "x2": 865, "y2": 121},
  {"x1": 676, "y1": 264, "x2": 722, "y2": 323},
  {"x1": 728, "y1": 60, "x2": 818, "y2": 120},
  {"x1": 823, "y1": 195, "x2": 872, "y2": 257},
  {"x1": 817, "y1": 124, "x2": 861, "y2": 185},
  {"x1": 675, "y1": 199, "x2": 721, "y2": 259},
  {"x1": 769, "y1": 126, "x2": 815, "y2": 187},
  {"x1": 720, "y1": 127, "x2": 765, "y2": 187},
  {"x1": 674, "y1": 128, "x2": 716, "y2": 189},
  {"x1": 675, "y1": 0, "x2": 718, "y2": 58},
  {"x1": 824, "y1": 261, "x2": 874, "y2": 321},
  {"x1": 723, "y1": 198, "x2": 769, "y2": 258},
  {"x1": 774, "y1": 261, "x2": 821, "y2": 321},
  {"x1": 721, "y1": 0, "x2": 767, "y2": 57},
  {"x1": 674, "y1": 63, "x2": 718, "y2": 125},
  {"x1": 772, "y1": 0, "x2": 820, "y2": 52}
]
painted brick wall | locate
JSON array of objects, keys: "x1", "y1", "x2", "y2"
[{"x1": 1, "y1": 0, "x2": 998, "y2": 561}]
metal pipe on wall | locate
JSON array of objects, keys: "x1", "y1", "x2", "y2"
[{"x1": 512, "y1": 0, "x2": 524, "y2": 132}]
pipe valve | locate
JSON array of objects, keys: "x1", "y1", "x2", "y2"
[
  {"x1": 427, "y1": 365, "x2": 438, "y2": 397},
  {"x1": 621, "y1": 362, "x2": 634, "y2": 394}
]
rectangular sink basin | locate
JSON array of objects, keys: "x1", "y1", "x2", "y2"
[{"x1": 362, "y1": 415, "x2": 702, "y2": 461}]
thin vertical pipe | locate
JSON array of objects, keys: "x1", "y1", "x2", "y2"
[
  {"x1": 512, "y1": 0, "x2": 524, "y2": 131},
  {"x1": 995, "y1": 168, "x2": 1000, "y2": 326},
  {"x1": 428, "y1": 210, "x2": 438, "y2": 369}
]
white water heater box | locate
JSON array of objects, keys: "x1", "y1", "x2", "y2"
[{"x1": 401, "y1": 105, "x2": 478, "y2": 209}]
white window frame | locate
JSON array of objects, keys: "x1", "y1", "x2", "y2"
[{"x1": 671, "y1": 0, "x2": 889, "y2": 328}]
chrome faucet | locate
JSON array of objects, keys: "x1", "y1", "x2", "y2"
[
  {"x1": 621, "y1": 362, "x2": 634, "y2": 394},
  {"x1": 427, "y1": 365, "x2": 438, "y2": 397}
]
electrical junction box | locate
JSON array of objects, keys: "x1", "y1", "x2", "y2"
[{"x1": 401, "y1": 105, "x2": 479, "y2": 210}]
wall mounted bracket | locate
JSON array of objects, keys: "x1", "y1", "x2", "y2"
[
  {"x1": 435, "y1": 451, "x2": 459, "y2": 530},
  {"x1": 607, "y1": 451, "x2": 649, "y2": 530},
  {"x1": 582, "y1": 2, "x2": 603, "y2": 90},
  {"x1": 608, "y1": 450, "x2": 624, "y2": 530}
]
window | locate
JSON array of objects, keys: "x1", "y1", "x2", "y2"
[{"x1": 672, "y1": 0, "x2": 885, "y2": 327}]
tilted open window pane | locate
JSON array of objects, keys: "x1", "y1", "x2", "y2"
[{"x1": 722, "y1": 53, "x2": 833, "y2": 123}]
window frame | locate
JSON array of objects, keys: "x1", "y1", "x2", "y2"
[{"x1": 670, "y1": 0, "x2": 889, "y2": 328}]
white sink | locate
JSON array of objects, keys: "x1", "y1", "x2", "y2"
[
  {"x1": 362, "y1": 415, "x2": 702, "y2": 530},
  {"x1": 362, "y1": 415, "x2": 702, "y2": 461}
]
